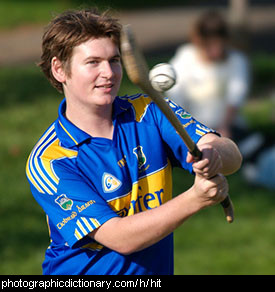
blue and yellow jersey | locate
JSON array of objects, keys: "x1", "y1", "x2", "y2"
[{"x1": 26, "y1": 94, "x2": 215, "y2": 275}]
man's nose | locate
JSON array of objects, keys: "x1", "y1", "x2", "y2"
[{"x1": 100, "y1": 61, "x2": 114, "y2": 79}]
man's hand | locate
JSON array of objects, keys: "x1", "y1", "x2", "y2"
[
  {"x1": 191, "y1": 173, "x2": 229, "y2": 209},
  {"x1": 186, "y1": 144, "x2": 223, "y2": 179},
  {"x1": 186, "y1": 143, "x2": 229, "y2": 209}
]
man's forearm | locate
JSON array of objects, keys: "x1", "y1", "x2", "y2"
[
  {"x1": 210, "y1": 137, "x2": 242, "y2": 175},
  {"x1": 90, "y1": 187, "x2": 201, "y2": 255},
  {"x1": 197, "y1": 134, "x2": 242, "y2": 176}
]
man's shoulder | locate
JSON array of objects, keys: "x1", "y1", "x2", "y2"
[
  {"x1": 25, "y1": 121, "x2": 78, "y2": 195},
  {"x1": 116, "y1": 93, "x2": 151, "y2": 104},
  {"x1": 115, "y1": 94, "x2": 153, "y2": 122},
  {"x1": 27, "y1": 122, "x2": 57, "y2": 156}
]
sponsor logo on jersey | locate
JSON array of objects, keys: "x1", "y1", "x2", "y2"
[
  {"x1": 102, "y1": 173, "x2": 122, "y2": 193},
  {"x1": 57, "y1": 212, "x2": 77, "y2": 229},
  {"x1": 107, "y1": 162, "x2": 173, "y2": 217},
  {"x1": 55, "y1": 194, "x2": 73, "y2": 211},
  {"x1": 133, "y1": 146, "x2": 147, "y2": 170}
]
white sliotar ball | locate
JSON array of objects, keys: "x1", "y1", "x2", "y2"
[{"x1": 149, "y1": 63, "x2": 177, "y2": 92}]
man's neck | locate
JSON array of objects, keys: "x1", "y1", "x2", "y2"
[{"x1": 65, "y1": 98, "x2": 114, "y2": 140}]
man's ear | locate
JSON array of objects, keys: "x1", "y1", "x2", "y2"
[{"x1": 51, "y1": 57, "x2": 66, "y2": 83}]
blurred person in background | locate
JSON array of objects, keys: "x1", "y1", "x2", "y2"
[
  {"x1": 168, "y1": 10, "x2": 250, "y2": 140},
  {"x1": 168, "y1": 10, "x2": 275, "y2": 190}
]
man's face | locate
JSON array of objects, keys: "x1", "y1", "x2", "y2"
[{"x1": 63, "y1": 37, "x2": 122, "y2": 107}]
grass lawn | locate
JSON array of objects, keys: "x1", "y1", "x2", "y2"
[
  {"x1": 173, "y1": 169, "x2": 275, "y2": 274},
  {"x1": 0, "y1": 63, "x2": 274, "y2": 275}
]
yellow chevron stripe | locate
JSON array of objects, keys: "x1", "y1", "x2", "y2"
[
  {"x1": 76, "y1": 220, "x2": 88, "y2": 236},
  {"x1": 90, "y1": 218, "x2": 100, "y2": 229},
  {"x1": 81, "y1": 242, "x2": 104, "y2": 251},
  {"x1": 81, "y1": 217, "x2": 94, "y2": 232},
  {"x1": 28, "y1": 139, "x2": 55, "y2": 194},
  {"x1": 40, "y1": 138, "x2": 78, "y2": 185},
  {"x1": 197, "y1": 124, "x2": 211, "y2": 132},
  {"x1": 34, "y1": 135, "x2": 58, "y2": 192},
  {"x1": 26, "y1": 125, "x2": 56, "y2": 194},
  {"x1": 196, "y1": 129, "x2": 205, "y2": 136},
  {"x1": 26, "y1": 155, "x2": 44, "y2": 193},
  {"x1": 74, "y1": 228, "x2": 82, "y2": 240},
  {"x1": 128, "y1": 95, "x2": 152, "y2": 122}
]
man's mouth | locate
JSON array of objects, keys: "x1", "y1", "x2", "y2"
[{"x1": 95, "y1": 84, "x2": 113, "y2": 89}]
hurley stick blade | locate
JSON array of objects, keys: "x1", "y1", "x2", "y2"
[
  {"x1": 121, "y1": 25, "x2": 198, "y2": 157},
  {"x1": 120, "y1": 24, "x2": 234, "y2": 223},
  {"x1": 120, "y1": 25, "x2": 149, "y2": 86}
]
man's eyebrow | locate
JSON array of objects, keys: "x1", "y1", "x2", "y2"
[
  {"x1": 84, "y1": 54, "x2": 121, "y2": 61},
  {"x1": 84, "y1": 56, "x2": 101, "y2": 61},
  {"x1": 111, "y1": 54, "x2": 121, "y2": 59}
]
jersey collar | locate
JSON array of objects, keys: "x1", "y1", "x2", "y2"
[
  {"x1": 112, "y1": 95, "x2": 132, "y2": 117},
  {"x1": 56, "y1": 97, "x2": 131, "y2": 148},
  {"x1": 56, "y1": 98, "x2": 91, "y2": 148}
]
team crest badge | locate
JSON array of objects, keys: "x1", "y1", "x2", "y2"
[
  {"x1": 55, "y1": 194, "x2": 73, "y2": 211},
  {"x1": 133, "y1": 146, "x2": 147, "y2": 169},
  {"x1": 102, "y1": 173, "x2": 122, "y2": 193}
]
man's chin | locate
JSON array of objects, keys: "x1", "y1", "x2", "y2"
[{"x1": 92, "y1": 94, "x2": 116, "y2": 106}]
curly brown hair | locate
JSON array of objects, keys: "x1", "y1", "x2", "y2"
[{"x1": 38, "y1": 8, "x2": 122, "y2": 93}]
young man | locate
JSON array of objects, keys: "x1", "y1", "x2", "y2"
[{"x1": 26, "y1": 9, "x2": 242, "y2": 275}]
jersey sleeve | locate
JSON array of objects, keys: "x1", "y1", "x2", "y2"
[
  {"x1": 26, "y1": 159, "x2": 118, "y2": 248},
  {"x1": 151, "y1": 98, "x2": 217, "y2": 173}
]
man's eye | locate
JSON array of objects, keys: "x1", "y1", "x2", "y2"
[
  {"x1": 88, "y1": 60, "x2": 99, "y2": 65},
  {"x1": 110, "y1": 58, "x2": 121, "y2": 64}
]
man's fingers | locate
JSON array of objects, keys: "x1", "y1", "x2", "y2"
[
  {"x1": 204, "y1": 158, "x2": 222, "y2": 178},
  {"x1": 186, "y1": 152, "x2": 194, "y2": 164},
  {"x1": 205, "y1": 174, "x2": 228, "y2": 197},
  {"x1": 191, "y1": 146, "x2": 222, "y2": 178},
  {"x1": 193, "y1": 158, "x2": 222, "y2": 178},
  {"x1": 193, "y1": 158, "x2": 209, "y2": 170},
  {"x1": 212, "y1": 174, "x2": 229, "y2": 201}
]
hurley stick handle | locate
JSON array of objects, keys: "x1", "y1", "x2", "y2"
[
  {"x1": 221, "y1": 196, "x2": 234, "y2": 223},
  {"x1": 192, "y1": 145, "x2": 234, "y2": 224}
]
